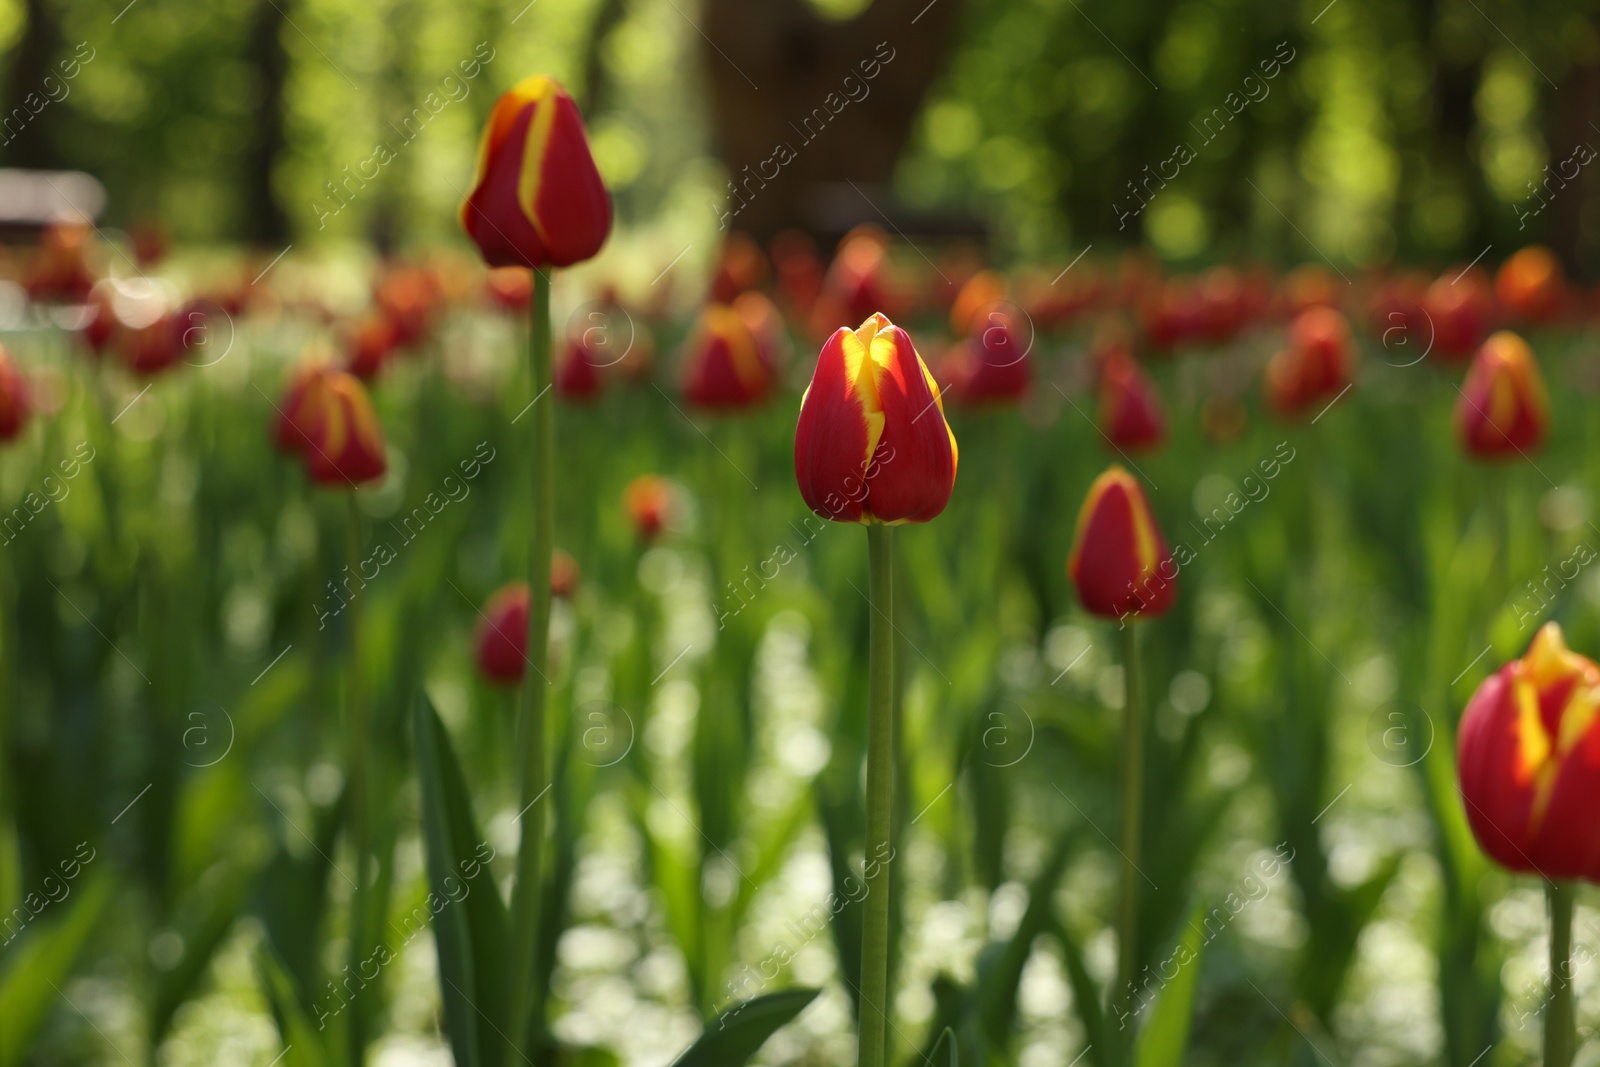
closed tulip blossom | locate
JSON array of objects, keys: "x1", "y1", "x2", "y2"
[
  {"x1": 1425, "y1": 270, "x2": 1492, "y2": 361},
  {"x1": 476, "y1": 582, "x2": 531, "y2": 685},
  {"x1": 1098, "y1": 351, "x2": 1165, "y2": 450},
  {"x1": 1067, "y1": 465, "x2": 1176, "y2": 625},
  {"x1": 555, "y1": 334, "x2": 605, "y2": 402},
  {"x1": 346, "y1": 314, "x2": 399, "y2": 380},
  {"x1": 947, "y1": 310, "x2": 1029, "y2": 404},
  {"x1": 1458, "y1": 623, "x2": 1600, "y2": 880},
  {"x1": 0, "y1": 347, "x2": 30, "y2": 441},
  {"x1": 1265, "y1": 306, "x2": 1353, "y2": 418},
  {"x1": 1455, "y1": 331, "x2": 1548, "y2": 458},
  {"x1": 550, "y1": 550, "x2": 580, "y2": 600},
  {"x1": 681, "y1": 301, "x2": 774, "y2": 410},
  {"x1": 459, "y1": 75, "x2": 612, "y2": 269},
  {"x1": 794, "y1": 313, "x2": 958, "y2": 524},
  {"x1": 1496, "y1": 246, "x2": 1565, "y2": 324},
  {"x1": 623, "y1": 475, "x2": 672, "y2": 542},
  {"x1": 282, "y1": 367, "x2": 387, "y2": 486}
]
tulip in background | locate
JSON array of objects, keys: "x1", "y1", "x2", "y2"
[
  {"x1": 476, "y1": 582, "x2": 531, "y2": 685},
  {"x1": 1097, "y1": 350, "x2": 1165, "y2": 450},
  {"x1": 1455, "y1": 330, "x2": 1549, "y2": 459},
  {"x1": 1067, "y1": 465, "x2": 1175, "y2": 1062},
  {"x1": 680, "y1": 299, "x2": 777, "y2": 410},
  {"x1": 1424, "y1": 269, "x2": 1492, "y2": 361},
  {"x1": 794, "y1": 312, "x2": 956, "y2": 1067},
  {"x1": 456, "y1": 71, "x2": 612, "y2": 1064},
  {"x1": 0, "y1": 348, "x2": 30, "y2": 441},
  {"x1": 1494, "y1": 245, "x2": 1565, "y2": 324},
  {"x1": 622, "y1": 474, "x2": 672, "y2": 543},
  {"x1": 945, "y1": 309, "x2": 1029, "y2": 404},
  {"x1": 1264, "y1": 306, "x2": 1353, "y2": 418},
  {"x1": 1456, "y1": 622, "x2": 1600, "y2": 1066}
]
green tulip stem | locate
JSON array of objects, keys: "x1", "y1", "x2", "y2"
[
  {"x1": 859, "y1": 521, "x2": 896, "y2": 1067},
  {"x1": 508, "y1": 267, "x2": 553, "y2": 1060},
  {"x1": 1116, "y1": 621, "x2": 1145, "y2": 1060},
  {"x1": 1547, "y1": 880, "x2": 1575, "y2": 1067},
  {"x1": 343, "y1": 493, "x2": 370, "y2": 1066}
]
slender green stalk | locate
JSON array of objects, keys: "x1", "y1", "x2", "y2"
[
  {"x1": 508, "y1": 268, "x2": 554, "y2": 1060},
  {"x1": 859, "y1": 523, "x2": 896, "y2": 1067},
  {"x1": 343, "y1": 495, "x2": 370, "y2": 1067},
  {"x1": 1546, "y1": 880, "x2": 1575, "y2": 1067},
  {"x1": 1116, "y1": 622, "x2": 1144, "y2": 1060}
]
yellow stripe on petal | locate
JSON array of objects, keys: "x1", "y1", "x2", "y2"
[
  {"x1": 841, "y1": 316, "x2": 888, "y2": 471},
  {"x1": 515, "y1": 84, "x2": 558, "y2": 245}
]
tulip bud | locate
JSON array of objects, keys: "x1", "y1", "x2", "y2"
[
  {"x1": 117, "y1": 313, "x2": 182, "y2": 375},
  {"x1": 555, "y1": 335, "x2": 605, "y2": 403},
  {"x1": 623, "y1": 474, "x2": 672, "y2": 541},
  {"x1": 710, "y1": 233, "x2": 769, "y2": 303},
  {"x1": 551, "y1": 550, "x2": 580, "y2": 600},
  {"x1": 476, "y1": 582, "x2": 530, "y2": 685},
  {"x1": 374, "y1": 267, "x2": 439, "y2": 348},
  {"x1": 275, "y1": 362, "x2": 331, "y2": 454},
  {"x1": 795, "y1": 313, "x2": 958, "y2": 525},
  {"x1": 1457, "y1": 623, "x2": 1600, "y2": 881},
  {"x1": 681, "y1": 302, "x2": 773, "y2": 410},
  {"x1": 298, "y1": 369, "x2": 388, "y2": 486},
  {"x1": 346, "y1": 314, "x2": 398, "y2": 380},
  {"x1": 485, "y1": 267, "x2": 533, "y2": 312},
  {"x1": 0, "y1": 347, "x2": 30, "y2": 441},
  {"x1": 1455, "y1": 330, "x2": 1548, "y2": 458},
  {"x1": 947, "y1": 311, "x2": 1029, "y2": 405},
  {"x1": 1067, "y1": 466, "x2": 1176, "y2": 623},
  {"x1": 459, "y1": 75, "x2": 612, "y2": 269},
  {"x1": 1264, "y1": 306, "x2": 1353, "y2": 418},
  {"x1": 1425, "y1": 270, "x2": 1492, "y2": 362},
  {"x1": 1495, "y1": 245, "x2": 1565, "y2": 324},
  {"x1": 949, "y1": 270, "x2": 1006, "y2": 337},
  {"x1": 1098, "y1": 351, "x2": 1165, "y2": 450}
]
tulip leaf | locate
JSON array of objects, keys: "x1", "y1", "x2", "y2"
[
  {"x1": 256, "y1": 946, "x2": 329, "y2": 1067},
  {"x1": 668, "y1": 987, "x2": 820, "y2": 1067},
  {"x1": 1133, "y1": 903, "x2": 1207, "y2": 1067},
  {"x1": 0, "y1": 871, "x2": 113, "y2": 1067},
  {"x1": 414, "y1": 690, "x2": 509, "y2": 1067},
  {"x1": 1050, "y1": 916, "x2": 1106, "y2": 1067}
]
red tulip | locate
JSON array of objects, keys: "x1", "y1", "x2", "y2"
[
  {"x1": 280, "y1": 367, "x2": 387, "y2": 486},
  {"x1": 1067, "y1": 466, "x2": 1176, "y2": 623},
  {"x1": 551, "y1": 550, "x2": 580, "y2": 600},
  {"x1": 623, "y1": 475, "x2": 672, "y2": 541},
  {"x1": 346, "y1": 315, "x2": 398, "y2": 380},
  {"x1": 24, "y1": 220, "x2": 96, "y2": 304},
  {"x1": 795, "y1": 313, "x2": 958, "y2": 524},
  {"x1": 812, "y1": 229, "x2": 896, "y2": 334},
  {"x1": 946, "y1": 311, "x2": 1029, "y2": 404},
  {"x1": 1098, "y1": 351, "x2": 1165, "y2": 450},
  {"x1": 770, "y1": 230, "x2": 824, "y2": 317},
  {"x1": 1496, "y1": 246, "x2": 1565, "y2": 324},
  {"x1": 459, "y1": 75, "x2": 611, "y2": 269},
  {"x1": 476, "y1": 582, "x2": 530, "y2": 685},
  {"x1": 949, "y1": 270, "x2": 1007, "y2": 338},
  {"x1": 710, "y1": 233, "x2": 769, "y2": 303},
  {"x1": 556, "y1": 334, "x2": 605, "y2": 403},
  {"x1": 374, "y1": 267, "x2": 439, "y2": 348},
  {"x1": 681, "y1": 298, "x2": 777, "y2": 410},
  {"x1": 485, "y1": 267, "x2": 533, "y2": 312},
  {"x1": 117, "y1": 314, "x2": 182, "y2": 375},
  {"x1": 1264, "y1": 306, "x2": 1353, "y2": 418},
  {"x1": 1455, "y1": 330, "x2": 1548, "y2": 458},
  {"x1": 0, "y1": 347, "x2": 30, "y2": 441},
  {"x1": 1457, "y1": 623, "x2": 1600, "y2": 881},
  {"x1": 1425, "y1": 270, "x2": 1492, "y2": 362}
]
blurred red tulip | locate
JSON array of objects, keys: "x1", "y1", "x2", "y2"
[
  {"x1": 25, "y1": 220, "x2": 96, "y2": 304},
  {"x1": 1264, "y1": 306, "x2": 1353, "y2": 418},
  {"x1": 946, "y1": 311, "x2": 1029, "y2": 404},
  {"x1": 1458, "y1": 623, "x2": 1600, "y2": 881},
  {"x1": 375, "y1": 267, "x2": 440, "y2": 348},
  {"x1": 476, "y1": 582, "x2": 530, "y2": 685},
  {"x1": 1496, "y1": 246, "x2": 1565, "y2": 324},
  {"x1": 459, "y1": 75, "x2": 611, "y2": 269},
  {"x1": 556, "y1": 334, "x2": 605, "y2": 403},
  {"x1": 681, "y1": 300, "x2": 774, "y2": 410},
  {"x1": 117, "y1": 314, "x2": 182, "y2": 375},
  {"x1": 0, "y1": 347, "x2": 31, "y2": 441},
  {"x1": 623, "y1": 475, "x2": 672, "y2": 541},
  {"x1": 1195, "y1": 266, "x2": 1245, "y2": 343},
  {"x1": 795, "y1": 313, "x2": 958, "y2": 524},
  {"x1": 770, "y1": 230, "x2": 824, "y2": 318},
  {"x1": 814, "y1": 228, "x2": 896, "y2": 332},
  {"x1": 1455, "y1": 330, "x2": 1548, "y2": 458},
  {"x1": 949, "y1": 270, "x2": 1007, "y2": 338},
  {"x1": 1067, "y1": 465, "x2": 1176, "y2": 623},
  {"x1": 551, "y1": 550, "x2": 580, "y2": 600},
  {"x1": 1098, "y1": 351, "x2": 1165, "y2": 450},
  {"x1": 1281, "y1": 264, "x2": 1342, "y2": 315},
  {"x1": 710, "y1": 233, "x2": 769, "y2": 303},
  {"x1": 346, "y1": 315, "x2": 399, "y2": 380},
  {"x1": 289, "y1": 368, "x2": 387, "y2": 486},
  {"x1": 1425, "y1": 269, "x2": 1492, "y2": 362},
  {"x1": 130, "y1": 220, "x2": 167, "y2": 269},
  {"x1": 485, "y1": 267, "x2": 533, "y2": 312}
]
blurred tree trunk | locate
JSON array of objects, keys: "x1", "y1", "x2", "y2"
[
  {"x1": 1545, "y1": 49, "x2": 1600, "y2": 276},
  {"x1": 243, "y1": 0, "x2": 291, "y2": 244},
  {"x1": 1, "y1": 0, "x2": 65, "y2": 169},
  {"x1": 699, "y1": 0, "x2": 964, "y2": 240}
]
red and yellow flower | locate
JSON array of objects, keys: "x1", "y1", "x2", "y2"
[
  {"x1": 623, "y1": 474, "x2": 672, "y2": 542},
  {"x1": 1067, "y1": 466, "x2": 1176, "y2": 622},
  {"x1": 1264, "y1": 306, "x2": 1353, "y2": 418},
  {"x1": 794, "y1": 313, "x2": 958, "y2": 524},
  {"x1": 459, "y1": 75, "x2": 611, "y2": 269},
  {"x1": 0, "y1": 347, "x2": 30, "y2": 441},
  {"x1": 1098, "y1": 351, "x2": 1165, "y2": 450},
  {"x1": 1458, "y1": 623, "x2": 1600, "y2": 882},
  {"x1": 1495, "y1": 245, "x2": 1565, "y2": 324},
  {"x1": 275, "y1": 363, "x2": 387, "y2": 486},
  {"x1": 1455, "y1": 330, "x2": 1548, "y2": 458},
  {"x1": 681, "y1": 297, "x2": 779, "y2": 410}
]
